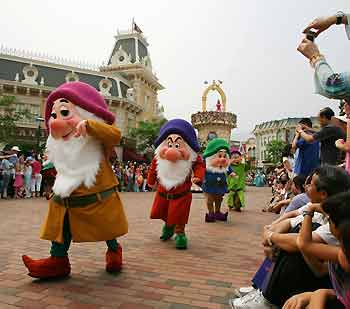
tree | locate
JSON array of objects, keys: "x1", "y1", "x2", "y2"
[
  {"x1": 0, "y1": 96, "x2": 31, "y2": 145},
  {"x1": 266, "y1": 140, "x2": 287, "y2": 164},
  {"x1": 130, "y1": 118, "x2": 167, "y2": 154}
]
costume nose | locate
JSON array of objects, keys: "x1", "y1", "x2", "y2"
[
  {"x1": 165, "y1": 148, "x2": 181, "y2": 162},
  {"x1": 50, "y1": 119, "x2": 70, "y2": 139},
  {"x1": 219, "y1": 158, "x2": 227, "y2": 165}
]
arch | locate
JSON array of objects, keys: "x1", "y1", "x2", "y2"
[{"x1": 201, "y1": 82, "x2": 227, "y2": 112}]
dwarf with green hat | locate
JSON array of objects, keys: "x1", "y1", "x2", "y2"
[{"x1": 202, "y1": 138, "x2": 233, "y2": 222}]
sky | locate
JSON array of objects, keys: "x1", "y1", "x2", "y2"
[{"x1": 1, "y1": 0, "x2": 349, "y2": 140}]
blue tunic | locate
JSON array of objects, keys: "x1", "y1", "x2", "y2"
[{"x1": 202, "y1": 167, "x2": 232, "y2": 195}]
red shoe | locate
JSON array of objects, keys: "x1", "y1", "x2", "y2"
[
  {"x1": 22, "y1": 255, "x2": 71, "y2": 279},
  {"x1": 106, "y1": 245, "x2": 122, "y2": 273}
]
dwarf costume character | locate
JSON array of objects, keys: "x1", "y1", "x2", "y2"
[
  {"x1": 227, "y1": 148, "x2": 247, "y2": 212},
  {"x1": 148, "y1": 119, "x2": 205, "y2": 249},
  {"x1": 22, "y1": 82, "x2": 128, "y2": 279},
  {"x1": 202, "y1": 138, "x2": 232, "y2": 222}
]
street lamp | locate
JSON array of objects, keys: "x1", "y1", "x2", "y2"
[{"x1": 35, "y1": 116, "x2": 45, "y2": 153}]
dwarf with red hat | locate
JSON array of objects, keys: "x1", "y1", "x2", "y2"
[
  {"x1": 22, "y1": 81, "x2": 128, "y2": 279},
  {"x1": 148, "y1": 119, "x2": 205, "y2": 249}
]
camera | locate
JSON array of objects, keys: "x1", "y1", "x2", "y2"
[{"x1": 305, "y1": 30, "x2": 317, "y2": 42}]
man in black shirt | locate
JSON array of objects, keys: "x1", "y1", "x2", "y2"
[{"x1": 297, "y1": 107, "x2": 345, "y2": 165}]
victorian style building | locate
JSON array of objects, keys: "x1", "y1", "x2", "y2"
[{"x1": 0, "y1": 28, "x2": 164, "y2": 160}]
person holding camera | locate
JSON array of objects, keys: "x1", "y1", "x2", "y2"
[{"x1": 297, "y1": 12, "x2": 350, "y2": 100}]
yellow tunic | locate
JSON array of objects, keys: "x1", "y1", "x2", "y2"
[{"x1": 40, "y1": 120, "x2": 128, "y2": 244}]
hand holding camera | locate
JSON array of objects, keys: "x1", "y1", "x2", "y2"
[
  {"x1": 298, "y1": 12, "x2": 347, "y2": 61},
  {"x1": 303, "y1": 16, "x2": 338, "y2": 38},
  {"x1": 297, "y1": 38, "x2": 320, "y2": 61}
]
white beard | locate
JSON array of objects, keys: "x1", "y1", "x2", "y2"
[
  {"x1": 206, "y1": 156, "x2": 227, "y2": 173},
  {"x1": 155, "y1": 142, "x2": 197, "y2": 191},
  {"x1": 46, "y1": 109, "x2": 104, "y2": 198}
]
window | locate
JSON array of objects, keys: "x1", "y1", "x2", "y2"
[{"x1": 15, "y1": 103, "x2": 39, "y2": 125}]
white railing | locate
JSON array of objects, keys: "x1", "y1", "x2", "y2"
[{"x1": 0, "y1": 44, "x2": 101, "y2": 71}]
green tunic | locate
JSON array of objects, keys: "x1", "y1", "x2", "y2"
[{"x1": 226, "y1": 163, "x2": 246, "y2": 208}]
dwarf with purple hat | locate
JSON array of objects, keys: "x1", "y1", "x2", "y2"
[
  {"x1": 227, "y1": 147, "x2": 247, "y2": 212},
  {"x1": 22, "y1": 81, "x2": 128, "y2": 279},
  {"x1": 148, "y1": 119, "x2": 205, "y2": 249}
]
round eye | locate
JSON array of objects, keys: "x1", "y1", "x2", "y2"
[
  {"x1": 175, "y1": 144, "x2": 180, "y2": 149},
  {"x1": 60, "y1": 108, "x2": 70, "y2": 117},
  {"x1": 168, "y1": 143, "x2": 173, "y2": 148},
  {"x1": 50, "y1": 112, "x2": 57, "y2": 119}
]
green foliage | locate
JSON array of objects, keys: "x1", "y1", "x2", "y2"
[
  {"x1": 266, "y1": 140, "x2": 287, "y2": 164},
  {"x1": 130, "y1": 118, "x2": 167, "y2": 153},
  {"x1": 0, "y1": 96, "x2": 32, "y2": 144}
]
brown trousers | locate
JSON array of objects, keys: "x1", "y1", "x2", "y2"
[{"x1": 205, "y1": 193, "x2": 224, "y2": 213}]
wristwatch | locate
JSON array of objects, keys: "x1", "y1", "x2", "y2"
[
  {"x1": 302, "y1": 210, "x2": 314, "y2": 217},
  {"x1": 336, "y1": 11, "x2": 345, "y2": 25}
]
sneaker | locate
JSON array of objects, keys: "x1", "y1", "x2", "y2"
[
  {"x1": 230, "y1": 290, "x2": 277, "y2": 309},
  {"x1": 231, "y1": 286, "x2": 256, "y2": 299},
  {"x1": 229, "y1": 289, "x2": 260, "y2": 308},
  {"x1": 239, "y1": 287, "x2": 256, "y2": 295}
]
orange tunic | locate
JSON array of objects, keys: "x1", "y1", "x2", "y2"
[
  {"x1": 40, "y1": 120, "x2": 128, "y2": 244},
  {"x1": 148, "y1": 155, "x2": 205, "y2": 225}
]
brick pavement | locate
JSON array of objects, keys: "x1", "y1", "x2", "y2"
[{"x1": 0, "y1": 187, "x2": 275, "y2": 308}]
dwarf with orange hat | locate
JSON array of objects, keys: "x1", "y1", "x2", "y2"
[{"x1": 22, "y1": 81, "x2": 128, "y2": 279}]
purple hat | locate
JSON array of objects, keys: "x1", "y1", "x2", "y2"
[
  {"x1": 45, "y1": 82, "x2": 115, "y2": 128},
  {"x1": 154, "y1": 119, "x2": 200, "y2": 152},
  {"x1": 230, "y1": 147, "x2": 242, "y2": 155}
]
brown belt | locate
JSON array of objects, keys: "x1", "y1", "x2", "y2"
[
  {"x1": 158, "y1": 190, "x2": 190, "y2": 200},
  {"x1": 52, "y1": 186, "x2": 117, "y2": 208}
]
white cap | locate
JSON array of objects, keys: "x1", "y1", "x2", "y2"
[{"x1": 11, "y1": 146, "x2": 20, "y2": 152}]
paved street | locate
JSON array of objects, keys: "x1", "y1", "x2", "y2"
[{"x1": 0, "y1": 187, "x2": 275, "y2": 309}]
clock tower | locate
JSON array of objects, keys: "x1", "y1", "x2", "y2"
[{"x1": 100, "y1": 28, "x2": 164, "y2": 123}]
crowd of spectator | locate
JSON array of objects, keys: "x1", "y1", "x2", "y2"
[
  {"x1": 0, "y1": 146, "x2": 51, "y2": 199},
  {"x1": 112, "y1": 161, "x2": 150, "y2": 192},
  {"x1": 230, "y1": 11, "x2": 350, "y2": 309}
]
